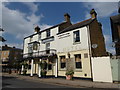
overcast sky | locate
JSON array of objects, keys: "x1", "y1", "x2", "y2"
[{"x1": 1, "y1": 1, "x2": 119, "y2": 54}]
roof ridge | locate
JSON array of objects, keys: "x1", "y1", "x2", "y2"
[{"x1": 72, "y1": 18, "x2": 92, "y2": 26}]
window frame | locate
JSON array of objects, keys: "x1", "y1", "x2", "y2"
[
  {"x1": 74, "y1": 54, "x2": 82, "y2": 69},
  {"x1": 73, "y1": 30, "x2": 80, "y2": 43},
  {"x1": 60, "y1": 55, "x2": 66, "y2": 69},
  {"x1": 46, "y1": 30, "x2": 50, "y2": 38}
]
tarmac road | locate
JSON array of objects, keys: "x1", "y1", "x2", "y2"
[{"x1": 1, "y1": 75, "x2": 105, "y2": 90}]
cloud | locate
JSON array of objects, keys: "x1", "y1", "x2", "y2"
[
  {"x1": 104, "y1": 34, "x2": 115, "y2": 54},
  {"x1": 83, "y1": 2, "x2": 118, "y2": 18},
  {"x1": 2, "y1": 2, "x2": 51, "y2": 41},
  {"x1": 22, "y1": 2, "x2": 39, "y2": 13}
]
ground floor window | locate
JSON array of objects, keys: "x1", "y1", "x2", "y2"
[
  {"x1": 48, "y1": 63, "x2": 52, "y2": 70},
  {"x1": 60, "y1": 56, "x2": 66, "y2": 69},
  {"x1": 74, "y1": 54, "x2": 82, "y2": 69},
  {"x1": 28, "y1": 65, "x2": 31, "y2": 69}
]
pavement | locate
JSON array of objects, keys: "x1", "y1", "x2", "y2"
[{"x1": 2, "y1": 72, "x2": 120, "y2": 89}]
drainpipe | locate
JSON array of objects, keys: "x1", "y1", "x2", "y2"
[{"x1": 87, "y1": 26, "x2": 93, "y2": 80}]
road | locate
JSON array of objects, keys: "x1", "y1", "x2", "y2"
[
  {"x1": 2, "y1": 76, "x2": 72, "y2": 88},
  {"x1": 1, "y1": 75, "x2": 105, "y2": 90}
]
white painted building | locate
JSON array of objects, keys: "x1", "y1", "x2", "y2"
[{"x1": 23, "y1": 9, "x2": 107, "y2": 79}]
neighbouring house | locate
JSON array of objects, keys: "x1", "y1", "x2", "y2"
[
  {"x1": 0, "y1": 44, "x2": 23, "y2": 72},
  {"x1": 23, "y1": 9, "x2": 107, "y2": 79},
  {"x1": 110, "y1": 6, "x2": 120, "y2": 82},
  {"x1": 110, "y1": 7, "x2": 120, "y2": 55}
]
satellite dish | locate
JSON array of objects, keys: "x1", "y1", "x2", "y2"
[
  {"x1": 112, "y1": 42, "x2": 115, "y2": 47},
  {"x1": 92, "y1": 44, "x2": 98, "y2": 49}
]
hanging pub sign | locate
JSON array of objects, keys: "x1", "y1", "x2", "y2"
[{"x1": 32, "y1": 41, "x2": 40, "y2": 50}]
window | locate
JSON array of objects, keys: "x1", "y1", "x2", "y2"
[
  {"x1": 75, "y1": 54, "x2": 82, "y2": 69},
  {"x1": 73, "y1": 30, "x2": 80, "y2": 42},
  {"x1": 46, "y1": 30, "x2": 50, "y2": 37},
  {"x1": 48, "y1": 64, "x2": 52, "y2": 70},
  {"x1": 28, "y1": 65, "x2": 31, "y2": 69},
  {"x1": 28, "y1": 43, "x2": 33, "y2": 53},
  {"x1": 60, "y1": 56, "x2": 66, "y2": 69},
  {"x1": 84, "y1": 53, "x2": 88, "y2": 58},
  {"x1": 46, "y1": 43, "x2": 50, "y2": 54},
  {"x1": 39, "y1": 34, "x2": 41, "y2": 40}
]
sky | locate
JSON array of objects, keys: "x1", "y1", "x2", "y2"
[{"x1": 1, "y1": 1, "x2": 119, "y2": 54}]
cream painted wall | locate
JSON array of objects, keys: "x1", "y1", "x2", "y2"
[
  {"x1": 24, "y1": 26, "x2": 89, "y2": 54},
  {"x1": 57, "y1": 50, "x2": 92, "y2": 78},
  {"x1": 41, "y1": 31, "x2": 46, "y2": 39},
  {"x1": 91, "y1": 57, "x2": 113, "y2": 83},
  {"x1": 23, "y1": 38, "x2": 30, "y2": 54}
]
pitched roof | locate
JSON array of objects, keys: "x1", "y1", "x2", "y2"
[
  {"x1": 57, "y1": 18, "x2": 95, "y2": 34},
  {"x1": 24, "y1": 22, "x2": 69, "y2": 39},
  {"x1": 40, "y1": 22, "x2": 67, "y2": 32}
]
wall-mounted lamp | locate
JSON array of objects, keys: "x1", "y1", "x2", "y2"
[{"x1": 67, "y1": 52, "x2": 70, "y2": 58}]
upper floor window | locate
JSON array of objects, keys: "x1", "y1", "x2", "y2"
[
  {"x1": 46, "y1": 43, "x2": 50, "y2": 54},
  {"x1": 39, "y1": 34, "x2": 41, "y2": 40},
  {"x1": 46, "y1": 30, "x2": 50, "y2": 38},
  {"x1": 46, "y1": 43, "x2": 50, "y2": 50},
  {"x1": 73, "y1": 30, "x2": 80, "y2": 43},
  {"x1": 28, "y1": 43, "x2": 33, "y2": 53}
]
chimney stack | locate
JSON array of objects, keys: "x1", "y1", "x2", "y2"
[
  {"x1": 64, "y1": 13, "x2": 71, "y2": 23},
  {"x1": 34, "y1": 26, "x2": 40, "y2": 33},
  {"x1": 90, "y1": 9, "x2": 97, "y2": 19}
]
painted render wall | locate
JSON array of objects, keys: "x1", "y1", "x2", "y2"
[
  {"x1": 91, "y1": 57, "x2": 113, "y2": 83},
  {"x1": 24, "y1": 27, "x2": 59, "y2": 54},
  {"x1": 23, "y1": 34, "x2": 40, "y2": 54},
  {"x1": 58, "y1": 49, "x2": 92, "y2": 78},
  {"x1": 110, "y1": 58, "x2": 120, "y2": 81},
  {"x1": 56, "y1": 26, "x2": 89, "y2": 53}
]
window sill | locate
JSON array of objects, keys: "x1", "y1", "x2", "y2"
[
  {"x1": 47, "y1": 70, "x2": 52, "y2": 71},
  {"x1": 75, "y1": 69, "x2": 82, "y2": 72},
  {"x1": 73, "y1": 42, "x2": 81, "y2": 45},
  {"x1": 59, "y1": 69, "x2": 66, "y2": 71}
]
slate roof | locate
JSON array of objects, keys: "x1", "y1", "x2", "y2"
[
  {"x1": 57, "y1": 18, "x2": 95, "y2": 34},
  {"x1": 24, "y1": 22, "x2": 69, "y2": 39}
]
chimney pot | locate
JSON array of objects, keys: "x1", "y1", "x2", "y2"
[
  {"x1": 90, "y1": 9, "x2": 97, "y2": 19},
  {"x1": 64, "y1": 13, "x2": 71, "y2": 22},
  {"x1": 34, "y1": 26, "x2": 40, "y2": 33}
]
